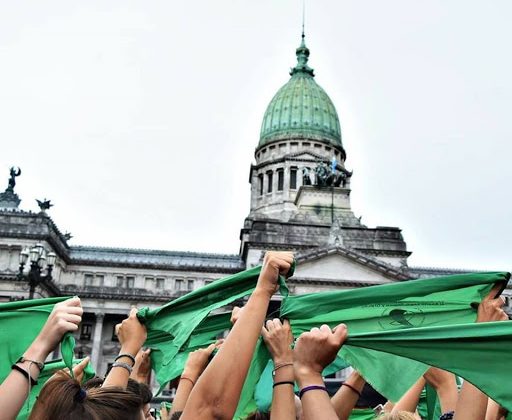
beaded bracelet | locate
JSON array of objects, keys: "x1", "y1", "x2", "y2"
[{"x1": 111, "y1": 361, "x2": 133, "y2": 374}]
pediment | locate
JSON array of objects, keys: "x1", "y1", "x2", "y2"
[
  {"x1": 293, "y1": 246, "x2": 409, "y2": 284},
  {"x1": 286, "y1": 151, "x2": 325, "y2": 162}
]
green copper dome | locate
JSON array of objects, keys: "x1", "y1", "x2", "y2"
[{"x1": 259, "y1": 36, "x2": 343, "y2": 149}]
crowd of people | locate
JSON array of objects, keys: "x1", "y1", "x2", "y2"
[{"x1": 0, "y1": 251, "x2": 509, "y2": 420}]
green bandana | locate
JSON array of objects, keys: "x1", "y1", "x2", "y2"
[
  {"x1": 138, "y1": 265, "x2": 291, "y2": 390},
  {"x1": 0, "y1": 296, "x2": 71, "y2": 384}
]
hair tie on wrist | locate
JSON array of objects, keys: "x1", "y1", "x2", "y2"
[
  {"x1": 75, "y1": 388, "x2": 87, "y2": 403},
  {"x1": 342, "y1": 382, "x2": 362, "y2": 397},
  {"x1": 273, "y1": 381, "x2": 294, "y2": 388},
  {"x1": 114, "y1": 353, "x2": 136, "y2": 366},
  {"x1": 299, "y1": 385, "x2": 327, "y2": 399},
  {"x1": 180, "y1": 376, "x2": 196, "y2": 386}
]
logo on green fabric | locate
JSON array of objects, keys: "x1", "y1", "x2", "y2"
[{"x1": 378, "y1": 308, "x2": 426, "y2": 330}]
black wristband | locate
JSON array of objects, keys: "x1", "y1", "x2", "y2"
[
  {"x1": 273, "y1": 381, "x2": 294, "y2": 388},
  {"x1": 12, "y1": 364, "x2": 37, "y2": 386},
  {"x1": 115, "y1": 353, "x2": 136, "y2": 366}
]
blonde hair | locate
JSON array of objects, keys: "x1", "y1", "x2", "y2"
[{"x1": 378, "y1": 411, "x2": 418, "y2": 420}]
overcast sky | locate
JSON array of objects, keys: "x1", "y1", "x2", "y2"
[{"x1": 0, "y1": 1, "x2": 510, "y2": 271}]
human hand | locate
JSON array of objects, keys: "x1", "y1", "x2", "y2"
[
  {"x1": 72, "y1": 357, "x2": 91, "y2": 384},
  {"x1": 262, "y1": 319, "x2": 293, "y2": 364},
  {"x1": 115, "y1": 308, "x2": 147, "y2": 356},
  {"x1": 131, "y1": 348, "x2": 152, "y2": 382},
  {"x1": 230, "y1": 306, "x2": 242, "y2": 325},
  {"x1": 160, "y1": 403, "x2": 170, "y2": 420},
  {"x1": 477, "y1": 284, "x2": 508, "y2": 323},
  {"x1": 33, "y1": 297, "x2": 83, "y2": 356},
  {"x1": 182, "y1": 342, "x2": 217, "y2": 382},
  {"x1": 294, "y1": 324, "x2": 348, "y2": 376},
  {"x1": 256, "y1": 251, "x2": 293, "y2": 298}
]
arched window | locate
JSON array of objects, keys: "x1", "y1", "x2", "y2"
[
  {"x1": 258, "y1": 174, "x2": 264, "y2": 196},
  {"x1": 267, "y1": 171, "x2": 273, "y2": 193}
]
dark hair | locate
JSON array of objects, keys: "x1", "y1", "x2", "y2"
[
  {"x1": 170, "y1": 412, "x2": 183, "y2": 420},
  {"x1": 126, "y1": 378, "x2": 153, "y2": 405},
  {"x1": 82, "y1": 376, "x2": 104, "y2": 390},
  {"x1": 137, "y1": 382, "x2": 153, "y2": 405},
  {"x1": 29, "y1": 371, "x2": 142, "y2": 420}
]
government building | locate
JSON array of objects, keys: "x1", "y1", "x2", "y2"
[{"x1": 0, "y1": 34, "x2": 506, "y2": 381}]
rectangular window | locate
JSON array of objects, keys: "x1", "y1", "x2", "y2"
[
  {"x1": 258, "y1": 174, "x2": 264, "y2": 196},
  {"x1": 94, "y1": 275, "x2": 104, "y2": 287},
  {"x1": 267, "y1": 171, "x2": 273, "y2": 193},
  {"x1": 187, "y1": 280, "x2": 194, "y2": 291},
  {"x1": 290, "y1": 167, "x2": 297, "y2": 190},
  {"x1": 175, "y1": 279, "x2": 184, "y2": 291},
  {"x1": 80, "y1": 323, "x2": 92, "y2": 341},
  {"x1": 126, "y1": 276, "x2": 135, "y2": 288},
  {"x1": 156, "y1": 278, "x2": 165, "y2": 289},
  {"x1": 117, "y1": 276, "x2": 125, "y2": 288},
  {"x1": 145, "y1": 277, "x2": 154, "y2": 288},
  {"x1": 84, "y1": 274, "x2": 93, "y2": 287},
  {"x1": 277, "y1": 169, "x2": 284, "y2": 191}
]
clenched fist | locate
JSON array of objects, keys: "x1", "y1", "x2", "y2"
[
  {"x1": 256, "y1": 251, "x2": 294, "y2": 298},
  {"x1": 294, "y1": 324, "x2": 348, "y2": 376}
]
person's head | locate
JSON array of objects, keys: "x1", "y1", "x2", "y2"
[
  {"x1": 378, "y1": 411, "x2": 418, "y2": 420},
  {"x1": 126, "y1": 379, "x2": 153, "y2": 420},
  {"x1": 29, "y1": 372, "x2": 143, "y2": 420}
]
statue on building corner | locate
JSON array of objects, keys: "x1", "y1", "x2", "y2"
[
  {"x1": 6, "y1": 167, "x2": 21, "y2": 192},
  {"x1": 36, "y1": 198, "x2": 53, "y2": 212}
]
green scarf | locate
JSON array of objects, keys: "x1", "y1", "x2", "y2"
[
  {"x1": 345, "y1": 321, "x2": 512, "y2": 413},
  {"x1": 138, "y1": 265, "x2": 291, "y2": 390},
  {"x1": 281, "y1": 271, "x2": 509, "y2": 402},
  {"x1": 0, "y1": 296, "x2": 71, "y2": 384}
]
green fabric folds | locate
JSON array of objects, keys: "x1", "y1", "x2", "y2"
[
  {"x1": 17, "y1": 358, "x2": 95, "y2": 420},
  {"x1": 281, "y1": 271, "x2": 509, "y2": 402},
  {"x1": 345, "y1": 321, "x2": 512, "y2": 413},
  {"x1": 138, "y1": 265, "x2": 290, "y2": 390},
  {"x1": 0, "y1": 296, "x2": 70, "y2": 385}
]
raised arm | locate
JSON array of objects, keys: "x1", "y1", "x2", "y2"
[
  {"x1": 170, "y1": 343, "x2": 217, "y2": 416},
  {"x1": 330, "y1": 370, "x2": 366, "y2": 420},
  {"x1": 455, "y1": 283, "x2": 508, "y2": 420},
  {"x1": 0, "y1": 297, "x2": 83, "y2": 419},
  {"x1": 261, "y1": 319, "x2": 295, "y2": 420},
  {"x1": 294, "y1": 324, "x2": 348, "y2": 420},
  {"x1": 182, "y1": 251, "x2": 293, "y2": 420},
  {"x1": 423, "y1": 366, "x2": 458, "y2": 415},
  {"x1": 391, "y1": 375, "x2": 425, "y2": 414},
  {"x1": 103, "y1": 307, "x2": 147, "y2": 389}
]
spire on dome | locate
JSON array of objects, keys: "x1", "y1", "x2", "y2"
[{"x1": 291, "y1": 1, "x2": 314, "y2": 77}]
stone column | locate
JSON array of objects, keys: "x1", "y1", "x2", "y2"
[{"x1": 91, "y1": 313, "x2": 104, "y2": 372}]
